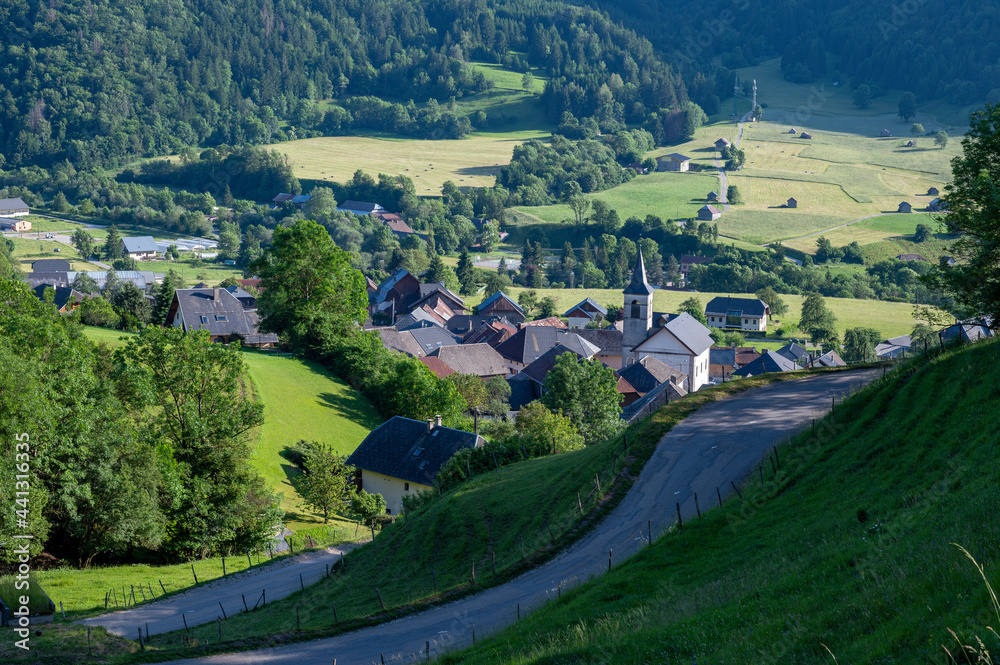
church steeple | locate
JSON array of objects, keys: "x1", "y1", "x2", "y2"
[{"x1": 624, "y1": 246, "x2": 654, "y2": 296}]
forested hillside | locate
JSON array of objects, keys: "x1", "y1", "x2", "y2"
[{"x1": 0, "y1": 0, "x2": 695, "y2": 169}]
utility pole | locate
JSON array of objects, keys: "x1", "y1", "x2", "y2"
[
  {"x1": 751, "y1": 79, "x2": 758, "y2": 119},
  {"x1": 733, "y1": 74, "x2": 740, "y2": 116}
]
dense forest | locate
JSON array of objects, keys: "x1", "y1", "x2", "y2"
[
  {"x1": 0, "y1": 0, "x2": 697, "y2": 169},
  {"x1": 586, "y1": 0, "x2": 1000, "y2": 106}
]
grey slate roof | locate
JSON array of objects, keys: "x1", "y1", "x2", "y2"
[
  {"x1": 564, "y1": 297, "x2": 607, "y2": 318},
  {"x1": 662, "y1": 312, "x2": 714, "y2": 355},
  {"x1": 775, "y1": 342, "x2": 811, "y2": 363},
  {"x1": 170, "y1": 288, "x2": 276, "y2": 342},
  {"x1": 494, "y1": 327, "x2": 600, "y2": 365},
  {"x1": 428, "y1": 344, "x2": 508, "y2": 377},
  {"x1": 705, "y1": 297, "x2": 769, "y2": 318},
  {"x1": 520, "y1": 345, "x2": 583, "y2": 385},
  {"x1": 814, "y1": 350, "x2": 846, "y2": 367},
  {"x1": 32, "y1": 284, "x2": 83, "y2": 310},
  {"x1": 709, "y1": 347, "x2": 737, "y2": 366},
  {"x1": 408, "y1": 325, "x2": 461, "y2": 355},
  {"x1": 32, "y1": 259, "x2": 71, "y2": 273},
  {"x1": 733, "y1": 350, "x2": 798, "y2": 377},
  {"x1": 378, "y1": 328, "x2": 425, "y2": 357},
  {"x1": 0, "y1": 197, "x2": 29, "y2": 212},
  {"x1": 941, "y1": 322, "x2": 993, "y2": 343},
  {"x1": 618, "y1": 356, "x2": 687, "y2": 393},
  {"x1": 122, "y1": 236, "x2": 158, "y2": 254},
  {"x1": 338, "y1": 200, "x2": 384, "y2": 215},
  {"x1": 346, "y1": 416, "x2": 483, "y2": 486},
  {"x1": 666, "y1": 153, "x2": 691, "y2": 161},
  {"x1": 573, "y1": 328, "x2": 623, "y2": 356},
  {"x1": 624, "y1": 246, "x2": 654, "y2": 296}
]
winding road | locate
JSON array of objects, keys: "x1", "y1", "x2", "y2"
[
  {"x1": 142, "y1": 369, "x2": 878, "y2": 665},
  {"x1": 714, "y1": 111, "x2": 751, "y2": 212}
]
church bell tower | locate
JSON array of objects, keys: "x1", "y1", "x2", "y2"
[{"x1": 622, "y1": 246, "x2": 654, "y2": 362}]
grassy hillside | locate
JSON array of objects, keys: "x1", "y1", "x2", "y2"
[{"x1": 441, "y1": 340, "x2": 1000, "y2": 664}]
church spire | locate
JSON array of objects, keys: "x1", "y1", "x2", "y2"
[{"x1": 623, "y1": 245, "x2": 654, "y2": 295}]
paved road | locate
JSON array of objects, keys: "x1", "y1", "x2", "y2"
[
  {"x1": 164, "y1": 370, "x2": 876, "y2": 665},
  {"x1": 715, "y1": 111, "x2": 752, "y2": 212},
  {"x1": 81, "y1": 546, "x2": 355, "y2": 638}
]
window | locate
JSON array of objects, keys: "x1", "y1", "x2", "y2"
[
  {"x1": 216, "y1": 314, "x2": 227, "y2": 322},
  {"x1": 412, "y1": 447, "x2": 424, "y2": 457},
  {"x1": 404, "y1": 482, "x2": 409, "y2": 491},
  {"x1": 726, "y1": 310, "x2": 743, "y2": 327},
  {"x1": 630, "y1": 299, "x2": 639, "y2": 319},
  {"x1": 386, "y1": 507, "x2": 392, "y2": 515},
  {"x1": 418, "y1": 461, "x2": 428, "y2": 470},
  {"x1": 200, "y1": 315, "x2": 209, "y2": 324}
]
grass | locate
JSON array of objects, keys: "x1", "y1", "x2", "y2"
[
  {"x1": 466, "y1": 286, "x2": 922, "y2": 340},
  {"x1": 440, "y1": 339, "x2": 1000, "y2": 664},
  {"x1": 0, "y1": 575, "x2": 53, "y2": 615},
  {"x1": 9, "y1": 237, "x2": 104, "y2": 272}
]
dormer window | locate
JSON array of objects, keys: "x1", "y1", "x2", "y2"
[
  {"x1": 200, "y1": 315, "x2": 209, "y2": 324},
  {"x1": 412, "y1": 447, "x2": 424, "y2": 457},
  {"x1": 216, "y1": 314, "x2": 227, "y2": 322},
  {"x1": 418, "y1": 461, "x2": 428, "y2": 469}
]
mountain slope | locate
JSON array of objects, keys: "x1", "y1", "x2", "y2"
[{"x1": 441, "y1": 339, "x2": 1000, "y2": 664}]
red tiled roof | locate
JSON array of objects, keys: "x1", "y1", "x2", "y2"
[
  {"x1": 520, "y1": 317, "x2": 568, "y2": 329},
  {"x1": 419, "y1": 356, "x2": 455, "y2": 378}
]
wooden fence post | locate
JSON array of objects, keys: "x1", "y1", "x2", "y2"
[
  {"x1": 595, "y1": 474, "x2": 601, "y2": 494},
  {"x1": 217, "y1": 616, "x2": 222, "y2": 641},
  {"x1": 648, "y1": 520, "x2": 651, "y2": 546},
  {"x1": 138, "y1": 627, "x2": 144, "y2": 650},
  {"x1": 432, "y1": 569, "x2": 437, "y2": 594},
  {"x1": 242, "y1": 594, "x2": 249, "y2": 613},
  {"x1": 219, "y1": 601, "x2": 227, "y2": 620},
  {"x1": 182, "y1": 613, "x2": 189, "y2": 633},
  {"x1": 694, "y1": 492, "x2": 700, "y2": 518},
  {"x1": 376, "y1": 587, "x2": 386, "y2": 610},
  {"x1": 333, "y1": 602, "x2": 338, "y2": 623},
  {"x1": 676, "y1": 502, "x2": 683, "y2": 528},
  {"x1": 222, "y1": 556, "x2": 226, "y2": 577},
  {"x1": 730, "y1": 481, "x2": 743, "y2": 500},
  {"x1": 300, "y1": 573, "x2": 304, "y2": 591},
  {"x1": 191, "y1": 564, "x2": 198, "y2": 584},
  {"x1": 471, "y1": 558, "x2": 476, "y2": 584}
]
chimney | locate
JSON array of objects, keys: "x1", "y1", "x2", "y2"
[
  {"x1": 213, "y1": 286, "x2": 220, "y2": 301},
  {"x1": 435, "y1": 414, "x2": 442, "y2": 428},
  {"x1": 427, "y1": 418, "x2": 434, "y2": 432}
]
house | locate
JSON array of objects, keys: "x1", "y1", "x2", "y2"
[
  {"x1": 272, "y1": 193, "x2": 295, "y2": 206},
  {"x1": 477, "y1": 291, "x2": 525, "y2": 324},
  {"x1": 494, "y1": 326, "x2": 600, "y2": 375},
  {"x1": 445, "y1": 314, "x2": 513, "y2": 338},
  {"x1": 657, "y1": 153, "x2": 692, "y2": 172},
  {"x1": 121, "y1": 236, "x2": 158, "y2": 260},
  {"x1": 733, "y1": 350, "x2": 798, "y2": 377},
  {"x1": 800, "y1": 132, "x2": 813, "y2": 139},
  {"x1": 775, "y1": 342, "x2": 812, "y2": 365},
  {"x1": 709, "y1": 347, "x2": 736, "y2": 380},
  {"x1": 813, "y1": 350, "x2": 847, "y2": 367},
  {"x1": 680, "y1": 255, "x2": 711, "y2": 277},
  {"x1": 875, "y1": 335, "x2": 912, "y2": 360},
  {"x1": 564, "y1": 298, "x2": 607, "y2": 329},
  {"x1": 734, "y1": 346, "x2": 761, "y2": 367},
  {"x1": 789, "y1": 128, "x2": 797, "y2": 134},
  {"x1": 407, "y1": 283, "x2": 466, "y2": 323},
  {"x1": 715, "y1": 138, "x2": 732, "y2": 151},
  {"x1": 616, "y1": 375, "x2": 641, "y2": 407},
  {"x1": 418, "y1": 356, "x2": 456, "y2": 379},
  {"x1": 705, "y1": 297, "x2": 770, "y2": 332},
  {"x1": 697, "y1": 205, "x2": 721, "y2": 221},
  {"x1": 426, "y1": 344, "x2": 508, "y2": 380},
  {"x1": 38, "y1": 270, "x2": 163, "y2": 291},
  {"x1": 0, "y1": 197, "x2": 30, "y2": 217},
  {"x1": 786, "y1": 197, "x2": 798, "y2": 208},
  {"x1": 520, "y1": 316, "x2": 568, "y2": 329},
  {"x1": 291, "y1": 194, "x2": 311, "y2": 209},
  {"x1": 378, "y1": 328, "x2": 426, "y2": 357},
  {"x1": 707, "y1": 191, "x2": 719, "y2": 202},
  {"x1": 237, "y1": 278, "x2": 262, "y2": 292},
  {"x1": 462, "y1": 320, "x2": 517, "y2": 348},
  {"x1": 897, "y1": 201, "x2": 913, "y2": 214},
  {"x1": 396, "y1": 307, "x2": 449, "y2": 330},
  {"x1": 374, "y1": 213, "x2": 415, "y2": 237},
  {"x1": 337, "y1": 200, "x2": 386, "y2": 216},
  {"x1": 31, "y1": 259, "x2": 71, "y2": 273},
  {"x1": 370, "y1": 269, "x2": 423, "y2": 322},
  {"x1": 32, "y1": 284, "x2": 84, "y2": 314},
  {"x1": 0, "y1": 219, "x2": 31, "y2": 232},
  {"x1": 574, "y1": 328, "x2": 624, "y2": 369},
  {"x1": 927, "y1": 187, "x2": 940, "y2": 196},
  {"x1": 880, "y1": 129, "x2": 892, "y2": 137},
  {"x1": 617, "y1": 356, "x2": 687, "y2": 396},
  {"x1": 165, "y1": 287, "x2": 278, "y2": 346},
  {"x1": 408, "y1": 325, "x2": 461, "y2": 356},
  {"x1": 941, "y1": 321, "x2": 993, "y2": 344},
  {"x1": 897, "y1": 253, "x2": 928, "y2": 262},
  {"x1": 346, "y1": 416, "x2": 484, "y2": 514}
]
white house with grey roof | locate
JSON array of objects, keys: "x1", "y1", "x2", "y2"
[
  {"x1": 121, "y1": 236, "x2": 158, "y2": 260},
  {"x1": 346, "y1": 416, "x2": 484, "y2": 514},
  {"x1": 705, "y1": 297, "x2": 770, "y2": 332},
  {"x1": 622, "y1": 247, "x2": 714, "y2": 391},
  {"x1": 0, "y1": 197, "x2": 30, "y2": 217}
]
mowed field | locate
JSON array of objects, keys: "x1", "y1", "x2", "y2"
[{"x1": 466, "y1": 287, "x2": 921, "y2": 339}]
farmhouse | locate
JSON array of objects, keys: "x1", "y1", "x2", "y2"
[
  {"x1": 374, "y1": 212, "x2": 415, "y2": 237},
  {"x1": 121, "y1": 236, "x2": 158, "y2": 260},
  {"x1": 941, "y1": 321, "x2": 992, "y2": 344},
  {"x1": 337, "y1": 200, "x2": 386, "y2": 216},
  {"x1": 786, "y1": 197, "x2": 798, "y2": 208},
  {"x1": 461, "y1": 320, "x2": 517, "y2": 347},
  {"x1": 715, "y1": 138, "x2": 731, "y2": 151},
  {"x1": 680, "y1": 255, "x2": 711, "y2": 277},
  {"x1": 657, "y1": 153, "x2": 692, "y2": 172},
  {"x1": 704, "y1": 297, "x2": 770, "y2": 332},
  {"x1": 564, "y1": 298, "x2": 607, "y2": 329},
  {"x1": 813, "y1": 350, "x2": 847, "y2": 367},
  {"x1": 697, "y1": 205, "x2": 721, "y2": 221},
  {"x1": 477, "y1": 291, "x2": 525, "y2": 324},
  {"x1": 346, "y1": 416, "x2": 484, "y2": 515},
  {"x1": 370, "y1": 269, "x2": 422, "y2": 322},
  {"x1": 165, "y1": 287, "x2": 278, "y2": 346},
  {"x1": 418, "y1": 356, "x2": 455, "y2": 379},
  {"x1": 0, "y1": 218, "x2": 31, "y2": 232},
  {"x1": 0, "y1": 197, "x2": 30, "y2": 217},
  {"x1": 622, "y1": 249, "x2": 713, "y2": 391},
  {"x1": 898, "y1": 201, "x2": 912, "y2": 213}
]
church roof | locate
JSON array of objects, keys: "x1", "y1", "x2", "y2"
[{"x1": 623, "y1": 246, "x2": 654, "y2": 296}]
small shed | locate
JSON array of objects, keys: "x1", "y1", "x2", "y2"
[
  {"x1": 786, "y1": 197, "x2": 798, "y2": 209},
  {"x1": 800, "y1": 132, "x2": 814, "y2": 139},
  {"x1": 698, "y1": 205, "x2": 722, "y2": 221},
  {"x1": 906, "y1": 140, "x2": 916, "y2": 147},
  {"x1": 657, "y1": 153, "x2": 692, "y2": 172},
  {"x1": 928, "y1": 198, "x2": 948, "y2": 212},
  {"x1": 881, "y1": 129, "x2": 892, "y2": 137},
  {"x1": 898, "y1": 201, "x2": 913, "y2": 213},
  {"x1": 788, "y1": 128, "x2": 797, "y2": 134},
  {"x1": 927, "y1": 187, "x2": 940, "y2": 196},
  {"x1": 707, "y1": 191, "x2": 719, "y2": 202},
  {"x1": 715, "y1": 138, "x2": 732, "y2": 151}
]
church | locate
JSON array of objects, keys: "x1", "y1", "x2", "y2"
[{"x1": 621, "y1": 247, "x2": 714, "y2": 392}]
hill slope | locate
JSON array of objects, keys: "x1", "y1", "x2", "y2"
[{"x1": 441, "y1": 339, "x2": 1000, "y2": 664}]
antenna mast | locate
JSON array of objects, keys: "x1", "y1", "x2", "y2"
[{"x1": 733, "y1": 74, "x2": 740, "y2": 116}]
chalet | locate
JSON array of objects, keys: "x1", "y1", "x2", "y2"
[
  {"x1": 715, "y1": 138, "x2": 732, "y2": 151},
  {"x1": 705, "y1": 297, "x2": 770, "y2": 332},
  {"x1": 880, "y1": 129, "x2": 892, "y2": 137},
  {"x1": 426, "y1": 343, "x2": 508, "y2": 380},
  {"x1": 410, "y1": 283, "x2": 466, "y2": 321},
  {"x1": 697, "y1": 205, "x2": 721, "y2": 221},
  {"x1": 31, "y1": 259, "x2": 71, "y2": 273},
  {"x1": 733, "y1": 350, "x2": 798, "y2": 377},
  {"x1": 495, "y1": 326, "x2": 600, "y2": 375},
  {"x1": 121, "y1": 236, "x2": 158, "y2": 260},
  {"x1": 346, "y1": 416, "x2": 484, "y2": 514},
  {"x1": 898, "y1": 201, "x2": 913, "y2": 213},
  {"x1": 800, "y1": 132, "x2": 813, "y2": 139},
  {"x1": 374, "y1": 212, "x2": 415, "y2": 237},
  {"x1": 337, "y1": 200, "x2": 386, "y2": 216},
  {"x1": 165, "y1": 287, "x2": 278, "y2": 346},
  {"x1": 32, "y1": 284, "x2": 84, "y2": 314},
  {"x1": 574, "y1": 328, "x2": 624, "y2": 369},
  {"x1": 897, "y1": 253, "x2": 928, "y2": 262},
  {"x1": 927, "y1": 187, "x2": 940, "y2": 196},
  {"x1": 370, "y1": 269, "x2": 422, "y2": 322},
  {"x1": 396, "y1": 307, "x2": 448, "y2": 329},
  {"x1": 477, "y1": 291, "x2": 525, "y2": 324},
  {"x1": 657, "y1": 153, "x2": 692, "y2": 172},
  {"x1": 680, "y1": 255, "x2": 711, "y2": 277},
  {"x1": 564, "y1": 298, "x2": 607, "y2": 329},
  {"x1": 707, "y1": 191, "x2": 719, "y2": 202},
  {"x1": 617, "y1": 356, "x2": 687, "y2": 396},
  {"x1": 0, "y1": 197, "x2": 30, "y2": 217},
  {"x1": 786, "y1": 197, "x2": 798, "y2": 208}
]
